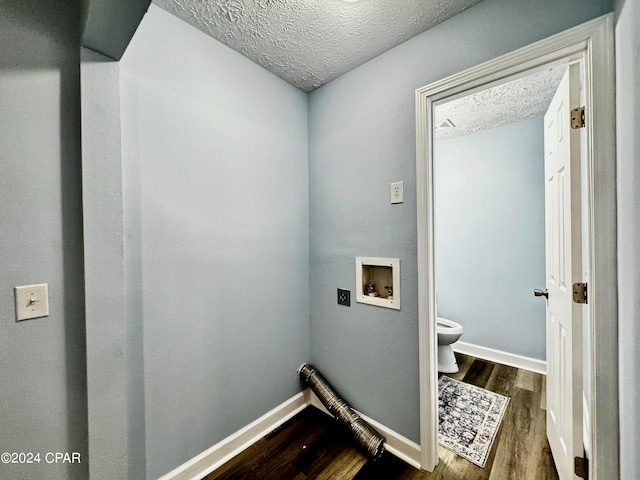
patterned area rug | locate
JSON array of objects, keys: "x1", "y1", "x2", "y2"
[{"x1": 438, "y1": 376, "x2": 510, "y2": 468}]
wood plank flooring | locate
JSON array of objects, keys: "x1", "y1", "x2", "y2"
[{"x1": 203, "y1": 353, "x2": 558, "y2": 480}]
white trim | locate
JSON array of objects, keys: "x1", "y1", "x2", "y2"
[
  {"x1": 358, "y1": 411, "x2": 422, "y2": 470},
  {"x1": 453, "y1": 341, "x2": 546, "y2": 375},
  {"x1": 583, "y1": 393, "x2": 591, "y2": 459},
  {"x1": 308, "y1": 390, "x2": 422, "y2": 469},
  {"x1": 160, "y1": 388, "x2": 423, "y2": 479},
  {"x1": 582, "y1": 15, "x2": 618, "y2": 480},
  {"x1": 158, "y1": 392, "x2": 308, "y2": 480},
  {"x1": 416, "y1": 57, "x2": 440, "y2": 471},
  {"x1": 416, "y1": 14, "x2": 617, "y2": 478}
]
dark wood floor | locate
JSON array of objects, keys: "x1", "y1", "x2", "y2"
[{"x1": 203, "y1": 353, "x2": 558, "y2": 480}]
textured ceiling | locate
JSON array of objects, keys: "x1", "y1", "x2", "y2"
[
  {"x1": 153, "y1": 0, "x2": 483, "y2": 92},
  {"x1": 435, "y1": 65, "x2": 568, "y2": 140}
]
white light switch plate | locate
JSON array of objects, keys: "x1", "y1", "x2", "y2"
[{"x1": 15, "y1": 284, "x2": 49, "y2": 321}]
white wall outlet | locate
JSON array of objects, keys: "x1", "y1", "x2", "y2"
[
  {"x1": 14, "y1": 284, "x2": 49, "y2": 321},
  {"x1": 391, "y1": 181, "x2": 404, "y2": 204}
]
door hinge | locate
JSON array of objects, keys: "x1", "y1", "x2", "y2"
[
  {"x1": 571, "y1": 106, "x2": 585, "y2": 129},
  {"x1": 573, "y1": 282, "x2": 588, "y2": 304},
  {"x1": 575, "y1": 455, "x2": 589, "y2": 479}
]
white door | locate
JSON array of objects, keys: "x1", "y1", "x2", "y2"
[{"x1": 543, "y1": 64, "x2": 583, "y2": 480}]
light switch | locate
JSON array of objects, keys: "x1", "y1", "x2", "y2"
[{"x1": 14, "y1": 284, "x2": 49, "y2": 321}]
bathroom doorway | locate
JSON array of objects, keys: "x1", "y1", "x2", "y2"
[
  {"x1": 432, "y1": 60, "x2": 582, "y2": 479},
  {"x1": 415, "y1": 15, "x2": 617, "y2": 480},
  {"x1": 433, "y1": 65, "x2": 562, "y2": 369}
]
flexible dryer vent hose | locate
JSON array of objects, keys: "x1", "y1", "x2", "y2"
[{"x1": 298, "y1": 363, "x2": 385, "y2": 460}]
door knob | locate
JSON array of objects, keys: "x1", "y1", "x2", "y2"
[{"x1": 534, "y1": 288, "x2": 548, "y2": 299}]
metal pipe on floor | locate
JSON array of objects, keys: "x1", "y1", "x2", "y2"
[{"x1": 298, "y1": 363, "x2": 385, "y2": 460}]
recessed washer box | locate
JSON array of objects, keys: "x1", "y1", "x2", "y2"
[{"x1": 355, "y1": 257, "x2": 400, "y2": 310}]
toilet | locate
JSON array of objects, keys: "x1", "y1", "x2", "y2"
[{"x1": 437, "y1": 317, "x2": 464, "y2": 373}]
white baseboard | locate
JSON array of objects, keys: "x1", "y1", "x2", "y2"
[
  {"x1": 160, "y1": 389, "x2": 422, "y2": 479},
  {"x1": 308, "y1": 390, "x2": 422, "y2": 469},
  {"x1": 158, "y1": 391, "x2": 308, "y2": 480},
  {"x1": 357, "y1": 411, "x2": 422, "y2": 469},
  {"x1": 453, "y1": 341, "x2": 546, "y2": 375}
]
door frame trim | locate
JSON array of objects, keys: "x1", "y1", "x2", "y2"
[{"x1": 415, "y1": 14, "x2": 617, "y2": 478}]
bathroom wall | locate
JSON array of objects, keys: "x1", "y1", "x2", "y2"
[
  {"x1": 0, "y1": 1, "x2": 88, "y2": 479},
  {"x1": 615, "y1": 0, "x2": 640, "y2": 477},
  {"x1": 119, "y1": 5, "x2": 310, "y2": 478},
  {"x1": 434, "y1": 118, "x2": 546, "y2": 360},
  {"x1": 308, "y1": 0, "x2": 612, "y2": 444}
]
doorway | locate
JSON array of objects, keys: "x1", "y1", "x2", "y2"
[
  {"x1": 415, "y1": 15, "x2": 617, "y2": 480},
  {"x1": 433, "y1": 65, "x2": 566, "y2": 369},
  {"x1": 433, "y1": 60, "x2": 581, "y2": 478}
]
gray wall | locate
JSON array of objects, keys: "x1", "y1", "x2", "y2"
[
  {"x1": 308, "y1": 0, "x2": 612, "y2": 444},
  {"x1": 81, "y1": 0, "x2": 151, "y2": 60},
  {"x1": 614, "y1": 0, "x2": 640, "y2": 477},
  {"x1": 119, "y1": 6, "x2": 310, "y2": 478},
  {"x1": 435, "y1": 119, "x2": 546, "y2": 360},
  {"x1": 0, "y1": 1, "x2": 87, "y2": 479},
  {"x1": 80, "y1": 48, "x2": 132, "y2": 480}
]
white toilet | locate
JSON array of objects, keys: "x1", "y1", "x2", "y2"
[{"x1": 437, "y1": 317, "x2": 464, "y2": 373}]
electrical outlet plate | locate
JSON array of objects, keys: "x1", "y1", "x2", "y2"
[
  {"x1": 14, "y1": 283, "x2": 49, "y2": 321},
  {"x1": 337, "y1": 288, "x2": 350, "y2": 306},
  {"x1": 391, "y1": 181, "x2": 403, "y2": 204}
]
